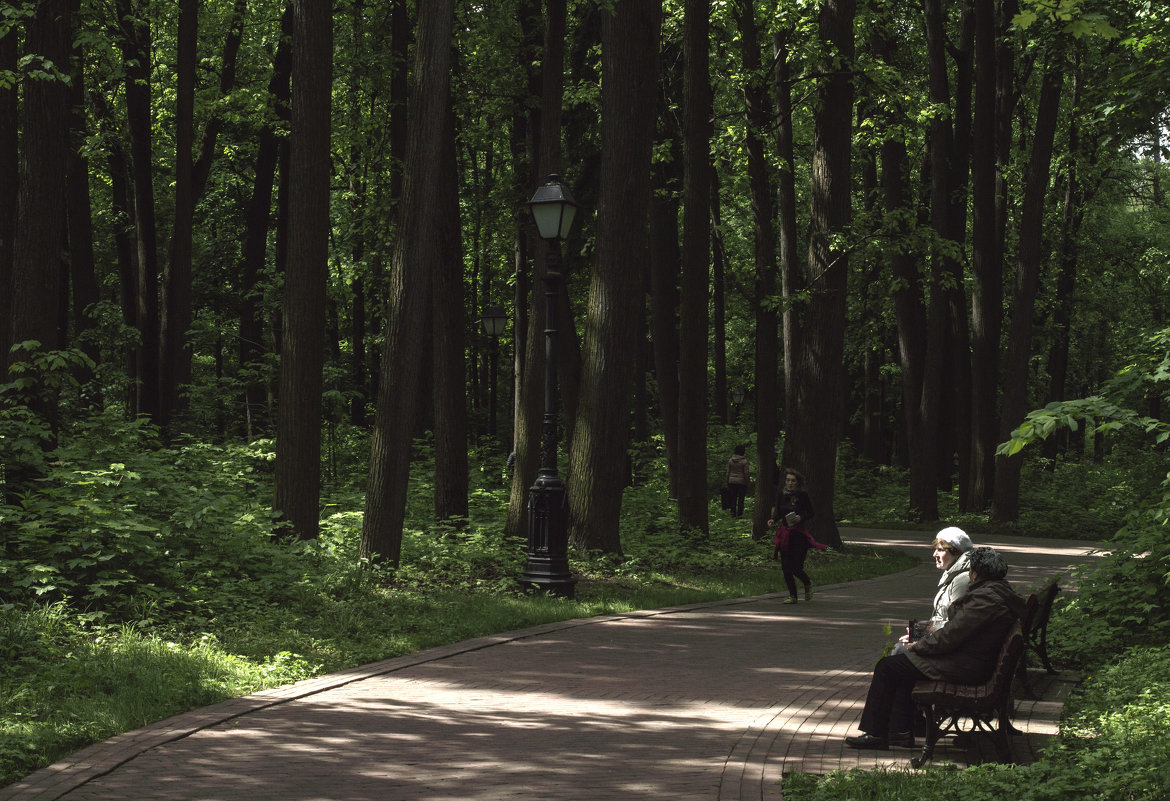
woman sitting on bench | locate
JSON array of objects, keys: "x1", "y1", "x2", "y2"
[{"x1": 845, "y1": 546, "x2": 1026, "y2": 750}]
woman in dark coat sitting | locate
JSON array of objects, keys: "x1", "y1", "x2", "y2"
[{"x1": 844, "y1": 546, "x2": 1026, "y2": 750}]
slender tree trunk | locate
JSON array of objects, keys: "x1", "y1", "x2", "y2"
[
  {"x1": 677, "y1": 0, "x2": 712, "y2": 536},
  {"x1": 0, "y1": 23, "x2": 17, "y2": 367},
  {"x1": 966, "y1": 0, "x2": 999, "y2": 512},
  {"x1": 275, "y1": 0, "x2": 333, "y2": 540},
  {"x1": 362, "y1": 0, "x2": 455, "y2": 564},
  {"x1": 945, "y1": 1, "x2": 975, "y2": 496},
  {"x1": 886, "y1": 124, "x2": 939, "y2": 522},
  {"x1": 781, "y1": 0, "x2": 855, "y2": 551},
  {"x1": 159, "y1": 0, "x2": 198, "y2": 431},
  {"x1": 432, "y1": 105, "x2": 469, "y2": 523},
  {"x1": 507, "y1": 0, "x2": 566, "y2": 540},
  {"x1": 649, "y1": 162, "x2": 682, "y2": 495},
  {"x1": 773, "y1": 26, "x2": 800, "y2": 440},
  {"x1": 710, "y1": 169, "x2": 729, "y2": 424},
  {"x1": 1044, "y1": 64, "x2": 1084, "y2": 465},
  {"x1": 91, "y1": 92, "x2": 140, "y2": 411},
  {"x1": 116, "y1": 0, "x2": 161, "y2": 420},
  {"x1": 992, "y1": 61, "x2": 1063, "y2": 522},
  {"x1": 567, "y1": 0, "x2": 658, "y2": 554},
  {"x1": 66, "y1": 0, "x2": 99, "y2": 378},
  {"x1": 647, "y1": 36, "x2": 683, "y2": 495},
  {"x1": 735, "y1": 0, "x2": 779, "y2": 538},
  {"x1": 239, "y1": 6, "x2": 293, "y2": 437},
  {"x1": 191, "y1": 0, "x2": 246, "y2": 199}
]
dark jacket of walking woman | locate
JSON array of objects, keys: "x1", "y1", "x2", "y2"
[{"x1": 767, "y1": 468, "x2": 827, "y2": 604}]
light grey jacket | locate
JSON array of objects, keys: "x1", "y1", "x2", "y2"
[{"x1": 932, "y1": 550, "x2": 973, "y2": 622}]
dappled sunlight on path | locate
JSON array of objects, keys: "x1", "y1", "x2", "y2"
[{"x1": 0, "y1": 529, "x2": 1100, "y2": 801}]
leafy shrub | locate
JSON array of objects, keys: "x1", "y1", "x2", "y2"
[
  {"x1": 0, "y1": 411, "x2": 303, "y2": 622},
  {"x1": 1048, "y1": 515, "x2": 1170, "y2": 668}
]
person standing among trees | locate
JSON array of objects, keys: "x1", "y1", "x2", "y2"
[
  {"x1": 725, "y1": 444, "x2": 751, "y2": 518},
  {"x1": 768, "y1": 467, "x2": 827, "y2": 604}
]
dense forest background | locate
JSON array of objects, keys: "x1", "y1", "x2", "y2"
[{"x1": 3, "y1": 0, "x2": 1170, "y2": 565}]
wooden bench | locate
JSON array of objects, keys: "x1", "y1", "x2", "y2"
[
  {"x1": 909, "y1": 621, "x2": 1024, "y2": 769},
  {"x1": 1027, "y1": 575, "x2": 1060, "y2": 674},
  {"x1": 1017, "y1": 576, "x2": 1059, "y2": 697}
]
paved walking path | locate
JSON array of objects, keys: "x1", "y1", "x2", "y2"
[{"x1": 1, "y1": 529, "x2": 1101, "y2": 801}]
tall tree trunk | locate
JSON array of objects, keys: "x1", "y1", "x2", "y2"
[
  {"x1": 10, "y1": 0, "x2": 70, "y2": 357},
  {"x1": 274, "y1": 0, "x2": 333, "y2": 540},
  {"x1": 781, "y1": 0, "x2": 855, "y2": 551},
  {"x1": 944, "y1": 1, "x2": 975, "y2": 496},
  {"x1": 0, "y1": 22, "x2": 17, "y2": 367},
  {"x1": 239, "y1": 5, "x2": 293, "y2": 438},
  {"x1": 191, "y1": 0, "x2": 246, "y2": 199},
  {"x1": 992, "y1": 61, "x2": 1063, "y2": 523},
  {"x1": 886, "y1": 124, "x2": 940, "y2": 522},
  {"x1": 115, "y1": 0, "x2": 161, "y2": 420},
  {"x1": 965, "y1": 0, "x2": 1000, "y2": 512},
  {"x1": 66, "y1": 3, "x2": 100, "y2": 378},
  {"x1": 159, "y1": 0, "x2": 198, "y2": 431},
  {"x1": 773, "y1": 25, "x2": 800, "y2": 446},
  {"x1": 710, "y1": 169, "x2": 729, "y2": 424},
  {"x1": 361, "y1": 0, "x2": 454, "y2": 564},
  {"x1": 9, "y1": 0, "x2": 70, "y2": 380},
  {"x1": 507, "y1": 0, "x2": 566, "y2": 540},
  {"x1": 648, "y1": 38, "x2": 683, "y2": 495},
  {"x1": 567, "y1": 0, "x2": 658, "y2": 554},
  {"x1": 507, "y1": 0, "x2": 541, "y2": 475},
  {"x1": 735, "y1": 0, "x2": 780, "y2": 538},
  {"x1": 432, "y1": 105, "x2": 468, "y2": 523},
  {"x1": 1043, "y1": 62, "x2": 1085, "y2": 465},
  {"x1": 677, "y1": 0, "x2": 712, "y2": 536},
  {"x1": 91, "y1": 91, "x2": 140, "y2": 412},
  {"x1": 649, "y1": 161, "x2": 682, "y2": 495}
]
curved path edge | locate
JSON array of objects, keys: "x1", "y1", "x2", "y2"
[{"x1": 2, "y1": 587, "x2": 805, "y2": 801}]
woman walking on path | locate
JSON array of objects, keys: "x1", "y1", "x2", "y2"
[
  {"x1": 767, "y1": 468, "x2": 827, "y2": 604},
  {"x1": 725, "y1": 445, "x2": 751, "y2": 518}
]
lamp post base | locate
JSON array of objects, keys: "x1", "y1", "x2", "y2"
[{"x1": 519, "y1": 472, "x2": 576, "y2": 599}]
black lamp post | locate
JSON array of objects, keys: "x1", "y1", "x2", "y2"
[
  {"x1": 480, "y1": 305, "x2": 507, "y2": 438},
  {"x1": 519, "y1": 174, "x2": 578, "y2": 598}
]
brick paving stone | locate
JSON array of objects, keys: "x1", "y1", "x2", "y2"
[{"x1": 0, "y1": 531, "x2": 1099, "y2": 801}]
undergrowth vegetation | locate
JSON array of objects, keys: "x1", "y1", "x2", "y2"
[{"x1": 1, "y1": 411, "x2": 917, "y2": 787}]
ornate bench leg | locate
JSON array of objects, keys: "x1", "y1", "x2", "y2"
[
  {"x1": 992, "y1": 720, "x2": 1013, "y2": 762},
  {"x1": 911, "y1": 704, "x2": 938, "y2": 769}
]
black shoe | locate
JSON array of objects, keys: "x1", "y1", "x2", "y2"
[
  {"x1": 888, "y1": 731, "x2": 915, "y2": 748},
  {"x1": 845, "y1": 733, "x2": 889, "y2": 750}
]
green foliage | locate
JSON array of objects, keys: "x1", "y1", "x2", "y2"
[
  {"x1": 1013, "y1": 0, "x2": 1121, "y2": 39},
  {"x1": 1049, "y1": 516, "x2": 1170, "y2": 667},
  {"x1": 783, "y1": 646, "x2": 1170, "y2": 801},
  {"x1": 0, "y1": 412, "x2": 294, "y2": 621},
  {"x1": 992, "y1": 325, "x2": 1170, "y2": 666}
]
